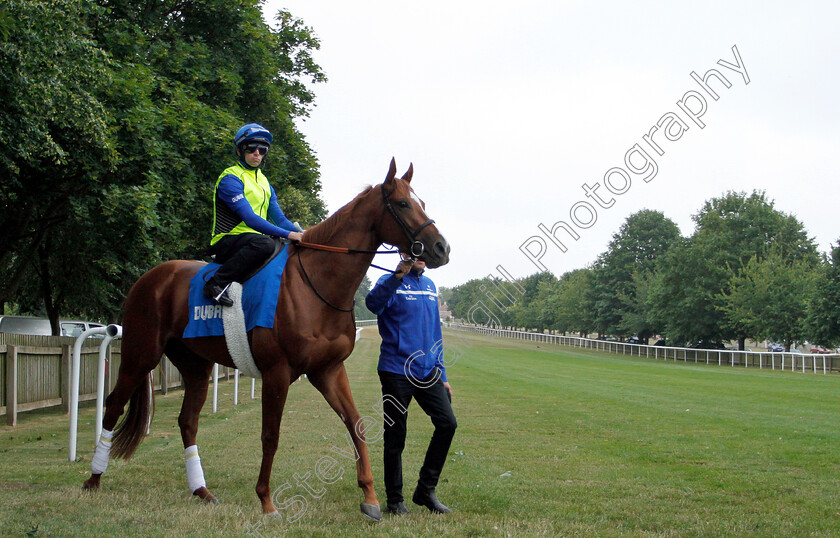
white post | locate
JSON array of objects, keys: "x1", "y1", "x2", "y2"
[
  {"x1": 212, "y1": 363, "x2": 219, "y2": 413},
  {"x1": 95, "y1": 325, "x2": 123, "y2": 446},
  {"x1": 146, "y1": 372, "x2": 152, "y2": 434},
  {"x1": 233, "y1": 369, "x2": 239, "y2": 406},
  {"x1": 69, "y1": 326, "x2": 109, "y2": 462},
  {"x1": 251, "y1": 377, "x2": 256, "y2": 399}
]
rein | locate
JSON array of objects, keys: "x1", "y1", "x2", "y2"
[
  {"x1": 295, "y1": 241, "x2": 402, "y2": 273},
  {"x1": 293, "y1": 240, "x2": 402, "y2": 312},
  {"x1": 293, "y1": 181, "x2": 433, "y2": 311}
]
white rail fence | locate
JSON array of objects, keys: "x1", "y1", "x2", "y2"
[{"x1": 447, "y1": 324, "x2": 839, "y2": 375}]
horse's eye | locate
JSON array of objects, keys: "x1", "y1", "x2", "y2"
[{"x1": 398, "y1": 201, "x2": 410, "y2": 209}]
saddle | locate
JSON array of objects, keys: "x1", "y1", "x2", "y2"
[
  {"x1": 184, "y1": 241, "x2": 290, "y2": 340},
  {"x1": 208, "y1": 236, "x2": 288, "y2": 284}
]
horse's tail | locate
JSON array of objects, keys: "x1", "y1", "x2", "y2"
[{"x1": 111, "y1": 373, "x2": 155, "y2": 460}]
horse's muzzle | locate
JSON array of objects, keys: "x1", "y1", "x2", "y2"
[{"x1": 423, "y1": 236, "x2": 450, "y2": 268}]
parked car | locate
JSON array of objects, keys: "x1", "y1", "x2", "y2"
[
  {"x1": 627, "y1": 336, "x2": 641, "y2": 344},
  {"x1": 690, "y1": 340, "x2": 726, "y2": 350},
  {"x1": 58, "y1": 320, "x2": 106, "y2": 338},
  {"x1": 810, "y1": 346, "x2": 833, "y2": 354},
  {"x1": 653, "y1": 339, "x2": 666, "y2": 346},
  {"x1": 0, "y1": 315, "x2": 104, "y2": 337},
  {"x1": 766, "y1": 343, "x2": 784, "y2": 352}
]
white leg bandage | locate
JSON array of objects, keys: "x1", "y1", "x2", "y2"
[
  {"x1": 91, "y1": 429, "x2": 113, "y2": 474},
  {"x1": 184, "y1": 445, "x2": 207, "y2": 493}
]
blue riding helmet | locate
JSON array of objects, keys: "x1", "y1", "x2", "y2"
[{"x1": 234, "y1": 123, "x2": 273, "y2": 148}]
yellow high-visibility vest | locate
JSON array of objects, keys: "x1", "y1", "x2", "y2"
[{"x1": 211, "y1": 163, "x2": 271, "y2": 245}]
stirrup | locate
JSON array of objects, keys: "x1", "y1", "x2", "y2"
[{"x1": 214, "y1": 282, "x2": 232, "y2": 305}]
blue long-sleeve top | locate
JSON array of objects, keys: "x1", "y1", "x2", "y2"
[
  {"x1": 216, "y1": 169, "x2": 297, "y2": 238},
  {"x1": 365, "y1": 270, "x2": 447, "y2": 382}
]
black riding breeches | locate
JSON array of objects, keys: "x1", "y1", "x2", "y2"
[{"x1": 207, "y1": 233, "x2": 275, "y2": 285}]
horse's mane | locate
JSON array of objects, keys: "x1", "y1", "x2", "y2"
[{"x1": 302, "y1": 185, "x2": 375, "y2": 245}]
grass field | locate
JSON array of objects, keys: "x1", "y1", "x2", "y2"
[{"x1": 1, "y1": 329, "x2": 839, "y2": 537}]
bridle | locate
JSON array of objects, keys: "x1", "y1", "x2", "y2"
[
  {"x1": 380, "y1": 181, "x2": 436, "y2": 259},
  {"x1": 295, "y1": 180, "x2": 436, "y2": 312}
]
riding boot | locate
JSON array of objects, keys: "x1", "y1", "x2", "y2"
[{"x1": 203, "y1": 277, "x2": 233, "y2": 307}]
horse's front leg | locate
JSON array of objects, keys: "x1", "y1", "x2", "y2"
[
  {"x1": 256, "y1": 367, "x2": 291, "y2": 515},
  {"x1": 309, "y1": 364, "x2": 381, "y2": 521}
]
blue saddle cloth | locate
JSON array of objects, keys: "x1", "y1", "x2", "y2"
[{"x1": 183, "y1": 245, "x2": 289, "y2": 338}]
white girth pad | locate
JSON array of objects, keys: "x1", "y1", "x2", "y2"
[
  {"x1": 184, "y1": 444, "x2": 206, "y2": 493},
  {"x1": 221, "y1": 282, "x2": 261, "y2": 378}
]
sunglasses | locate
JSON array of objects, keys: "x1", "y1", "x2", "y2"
[{"x1": 243, "y1": 144, "x2": 269, "y2": 155}]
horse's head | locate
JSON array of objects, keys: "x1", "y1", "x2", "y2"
[{"x1": 379, "y1": 158, "x2": 450, "y2": 269}]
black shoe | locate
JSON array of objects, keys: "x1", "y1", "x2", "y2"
[
  {"x1": 412, "y1": 488, "x2": 451, "y2": 514},
  {"x1": 203, "y1": 280, "x2": 233, "y2": 307},
  {"x1": 384, "y1": 501, "x2": 410, "y2": 515}
]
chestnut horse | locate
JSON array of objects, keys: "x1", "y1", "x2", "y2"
[{"x1": 82, "y1": 159, "x2": 449, "y2": 521}]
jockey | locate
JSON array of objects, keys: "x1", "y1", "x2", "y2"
[{"x1": 204, "y1": 123, "x2": 304, "y2": 306}]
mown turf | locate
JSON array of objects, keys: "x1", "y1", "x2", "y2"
[{"x1": 1, "y1": 329, "x2": 838, "y2": 537}]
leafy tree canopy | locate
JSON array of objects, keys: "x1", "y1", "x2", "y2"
[{"x1": 0, "y1": 0, "x2": 326, "y2": 331}]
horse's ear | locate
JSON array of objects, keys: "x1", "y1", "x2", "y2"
[
  {"x1": 384, "y1": 157, "x2": 397, "y2": 185},
  {"x1": 401, "y1": 163, "x2": 414, "y2": 184}
]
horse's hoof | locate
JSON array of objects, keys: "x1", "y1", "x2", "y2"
[
  {"x1": 82, "y1": 476, "x2": 101, "y2": 491},
  {"x1": 193, "y1": 486, "x2": 219, "y2": 505},
  {"x1": 360, "y1": 502, "x2": 382, "y2": 521},
  {"x1": 265, "y1": 510, "x2": 282, "y2": 519}
]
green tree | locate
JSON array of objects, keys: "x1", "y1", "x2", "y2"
[
  {"x1": 719, "y1": 247, "x2": 816, "y2": 350},
  {"x1": 354, "y1": 275, "x2": 375, "y2": 321},
  {"x1": 653, "y1": 191, "x2": 818, "y2": 347},
  {"x1": 552, "y1": 268, "x2": 596, "y2": 337},
  {"x1": 0, "y1": 0, "x2": 117, "y2": 324},
  {"x1": 508, "y1": 272, "x2": 557, "y2": 332},
  {"x1": 805, "y1": 242, "x2": 840, "y2": 347},
  {"x1": 590, "y1": 210, "x2": 681, "y2": 340},
  {"x1": 447, "y1": 276, "x2": 519, "y2": 328},
  {"x1": 0, "y1": 0, "x2": 327, "y2": 331},
  {"x1": 617, "y1": 269, "x2": 659, "y2": 344}
]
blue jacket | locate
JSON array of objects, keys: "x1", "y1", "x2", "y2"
[{"x1": 365, "y1": 270, "x2": 447, "y2": 383}]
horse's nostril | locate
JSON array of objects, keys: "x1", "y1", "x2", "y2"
[{"x1": 433, "y1": 239, "x2": 450, "y2": 258}]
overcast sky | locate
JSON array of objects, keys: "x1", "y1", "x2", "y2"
[{"x1": 263, "y1": 0, "x2": 839, "y2": 289}]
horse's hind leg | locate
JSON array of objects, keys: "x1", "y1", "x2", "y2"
[
  {"x1": 166, "y1": 340, "x2": 218, "y2": 504},
  {"x1": 309, "y1": 364, "x2": 381, "y2": 521},
  {"x1": 83, "y1": 341, "x2": 160, "y2": 490}
]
